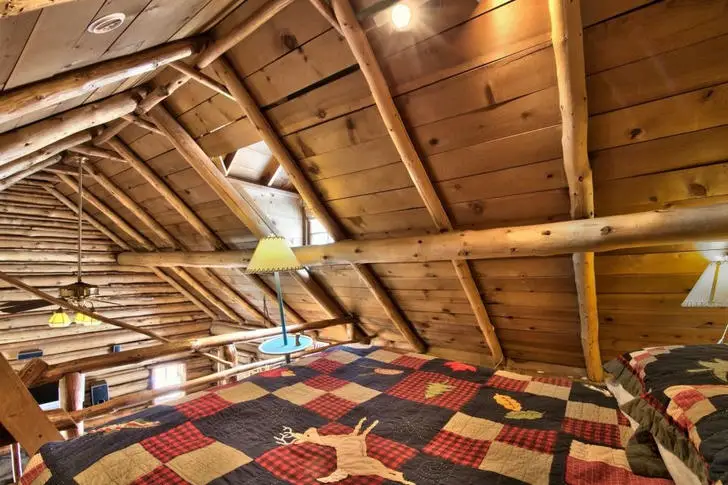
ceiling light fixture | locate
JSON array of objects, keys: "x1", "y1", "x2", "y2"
[
  {"x1": 391, "y1": 3, "x2": 412, "y2": 30},
  {"x1": 87, "y1": 13, "x2": 126, "y2": 34}
]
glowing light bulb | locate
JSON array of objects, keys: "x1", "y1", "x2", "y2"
[{"x1": 391, "y1": 3, "x2": 412, "y2": 30}]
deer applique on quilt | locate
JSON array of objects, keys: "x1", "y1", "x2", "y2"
[{"x1": 274, "y1": 417, "x2": 415, "y2": 484}]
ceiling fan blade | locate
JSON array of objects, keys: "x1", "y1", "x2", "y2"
[{"x1": 0, "y1": 299, "x2": 54, "y2": 314}]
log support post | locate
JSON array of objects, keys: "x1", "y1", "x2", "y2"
[
  {"x1": 10, "y1": 443, "x2": 23, "y2": 482},
  {"x1": 221, "y1": 344, "x2": 239, "y2": 385},
  {"x1": 331, "y1": 0, "x2": 502, "y2": 363},
  {"x1": 549, "y1": 0, "x2": 603, "y2": 381},
  {"x1": 60, "y1": 372, "x2": 86, "y2": 438}
]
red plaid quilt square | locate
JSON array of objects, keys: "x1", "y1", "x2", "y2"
[
  {"x1": 257, "y1": 442, "x2": 382, "y2": 485},
  {"x1": 132, "y1": 466, "x2": 189, "y2": 485},
  {"x1": 140, "y1": 422, "x2": 214, "y2": 462},
  {"x1": 307, "y1": 358, "x2": 344, "y2": 374},
  {"x1": 19, "y1": 462, "x2": 47, "y2": 485},
  {"x1": 617, "y1": 410, "x2": 630, "y2": 427},
  {"x1": 305, "y1": 375, "x2": 350, "y2": 392},
  {"x1": 175, "y1": 393, "x2": 232, "y2": 420},
  {"x1": 424, "y1": 430, "x2": 490, "y2": 468},
  {"x1": 533, "y1": 376, "x2": 571, "y2": 388},
  {"x1": 304, "y1": 393, "x2": 357, "y2": 420},
  {"x1": 391, "y1": 355, "x2": 428, "y2": 370},
  {"x1": 562, "y1": 418, "x2": 621, "y2": 448},
  {"x1": 387, "y1": 371, "x2": 479, "y2": 410},
  {"x1": 496, "y1": 425, "x2": 557, "y2": 454},
  {"x1": 671, "y1": 388, "x2": 705, "y2": 411},
  {"x1": 486, "y1": 375, "x2": 529, "y2": 392}
]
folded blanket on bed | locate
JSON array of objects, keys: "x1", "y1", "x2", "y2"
[{"x1": 23, "y1": 345, "x2": 674, "y2": 485}]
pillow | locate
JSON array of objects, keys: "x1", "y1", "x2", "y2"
[{"x1": 605, "y1": 345, "x2": 728, "y2": 484}]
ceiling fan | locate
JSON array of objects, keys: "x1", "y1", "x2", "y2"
[{"x1": 0, "y1": 157, "x2": 124, "y2": 326}]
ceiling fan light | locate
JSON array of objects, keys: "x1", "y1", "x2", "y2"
[
  {"x1": 48, "y1": 308, "x2": 71, "y2": 328},
  {"x1": 75, "y1": 312, "x2": 101, "y2": 326}
]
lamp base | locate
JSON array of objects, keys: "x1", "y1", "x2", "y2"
[{"x1": 258, "y1": 334, "x2": 314, "y2": 355}]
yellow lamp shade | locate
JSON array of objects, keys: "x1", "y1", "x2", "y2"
[
  {"x1": 683, "y1": 261, "x2": 728, "y2": 308},
  {"x1": 48, "y1": 308, "x2": 71, "y2": 328},
  {"x1": 246, "y1": 236, "x2": 302, "y2": 274},
  {"x1": 75, "y1": 312, "x2": 101, "y2": 326}
]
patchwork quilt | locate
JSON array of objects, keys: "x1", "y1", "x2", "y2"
[
  {"x1": 606, "y1": 345, "x2": 728, "y2": 483},
  {"x1": 23, "y1": 345, "x2": 674, "y2": 485}
]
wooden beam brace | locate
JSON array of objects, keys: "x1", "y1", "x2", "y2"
[
  {"x1": 68, "y1": 144, "x2": 127, "y2": 163},
  {"x1": 121, "y1": 114, "x2": 166, "y2": 135},
  {"x1": 0, "y1": 131, "x2": 90, "y2": 182},
  {"x1": 1, "y1": 0, "x2": 75, "y2": 17},
  {"x1": 169, "y1": 61, "x2": 233, "y2": 98},
  {"x1": 0, "y1": 353, "x2": 62, "y2": 455},
  {"x1": 54, "y1": 171, "x2": 248, "y2": 322},
  {"x1": 308, "y1": 0, "x2": 343, "y2": 35},
  {"x1": 35, "y1": 317, "x2": 353, "y2": 385},
  {"x1": 147, "y1": 103, "x2": 352, "y2": 323},
  {"x1": 211, "y1": 56, "x2": 423, "y2": 352},
  {"x1": 0, "y1": 39, "x2": 201, "y2": 124},
  {"x1": 332, "y1": 0, "x2": 501, "y2": 363},
  {"x1": 104, "y1": 137, "x2": 304, "y2": 325},
  {"x1": 0, "y1": 91, "x2": 142, "y2": 165},
  {"x1": 93, "y1": 0, "x2": 295, "y2": 146},
  {"x1": 118, "y1": 202, "x2": 728, "y2": 267},
  {"x1": 549, "y1": 0, "x2": 603, "y2": 381}
]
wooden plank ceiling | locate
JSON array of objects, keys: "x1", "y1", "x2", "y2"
[{"x1": 1, "y1": 0, "x2": 727, "y2": 387}]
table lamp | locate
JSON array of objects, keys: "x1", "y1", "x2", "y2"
[
  {"x1": 682, "y1": 261, "x2": 728, "y2": 343},
  {"x1": 246, "y1": 236, "x2": 313, "y2": 359}
]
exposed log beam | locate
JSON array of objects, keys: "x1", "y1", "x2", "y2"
[
  {"x1": 118, "y1": 202, "x2": 728, "y2": 267},
  {"x1": 68, "y1": 144, "x2": 127, "y2": 163},
  {"x1": 0, "y1": 353, "x2": 62, "y2": 455},
  {"x1": 0, "y1": 131, "x2": 90, "y2": 182},
  {"x1": 308, "y1": 0, "x2": 343, "y2": 35},
  {"x1": 121, "y1": 114, "x2": 165, "y2": 135},
  {"x1": 1, "y1": 0, "x2": 76, "y2": 17},
  {"x1": 0, "y1": 39, "x2": 201, "y2": 124},
  {"x1": 105, "y1": 137, "x2": 304, "y2": 325},
  {"x1": 549, "y1": 0, "x2": 602, "y2": 381},
  {"x1": 35, "y1": 317, "x2": 353, "y2": 385},
  {"x1": 0, "y1": 154, "x2": 63, "y2": 192},
  {"x1": 0, "y1": 90, "x2": 142, "y2": 165},
  {"x1": 332, "y1": 0, "x2": 502, "y2": 364},
  {"x1": 169, "y1": 61, "x2": 233, "y2": 98},
  {"x1": 148, "y1": 103, "x2": 351, "y2": 324},
  {"x1": 54, "y1": 172, "x2": 240, "y2": 322},
  {"x1": 93, "y1": 0, "x2": 295, "y2": 145},
  {"x1": 212, "y1": 56, "x2": 419, "y2": 350}
]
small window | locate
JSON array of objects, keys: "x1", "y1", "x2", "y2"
[
  {"x1": 308, "y1": 218, "x2": 334, "y2": 246},
  {"x1": 151, "y1": 363, "x2": 186, "y2": 404}
]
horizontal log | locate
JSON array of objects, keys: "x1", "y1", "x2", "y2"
[
  {"x1": 118, "y1": 203, "x2": 728, "y2": 267},
  {"x1": 0, "y1": 132, "x2": 90, "y2": 181},
  {"x1": 34, "y1": 317, "x2": 353, "y2": 384},
  {"x1": 0, "y1": 39, "x2": 201, "y2": 124},
  {"x1": 67, "y1": 144, "x2": 127, "y2": 163},
  {"x1": 0, "y1": 154, "x2": 63, "y2": 192},
  {"x1": 0, "y1": 91, "x2": 141, "y2": 165},
  {"x1": 51, "y1": 340, "x2": 355, "y2": 428}
]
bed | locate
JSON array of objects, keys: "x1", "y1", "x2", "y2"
[{"x1": 21, "y1": 344, "x2": 673, "y2": 485}]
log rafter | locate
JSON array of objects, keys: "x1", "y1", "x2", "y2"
[
  {"x1": 147, "y1": 103, "x2": 352, "y2": 328},
  {"x1": 210, "y1": 56, "x2": 423, "y2": 351},
  {"x1": 331, "y1": 0, "x2": 503, "y2": 364},
  {"x1": 549, "y1": 0, "x2": 603, "y2": 381},
  {"x1": 104, "y1": 136, "x2": 305, "y2": 325},
  {"x1": 52, "y1": 172, "x2": 240, "y2": 323},
  {"x1": 81, "y1": 162, "x2": 278, "y2": 327}
]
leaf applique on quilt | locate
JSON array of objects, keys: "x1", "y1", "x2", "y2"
[
  {"x1": 505, "y1": 410, "x2": 544, "y2": 420},
  {"x1": 494, "y1": 394, "x2": 544, "y2": 420},
  {"x1": 425, "y1": 382, "x2": 454, "y2": 399},
  {"x1": 444, "y1": 361, "x2": 476, "y2": 372},
  {"x1": 687, "y1": 359, "x2": 728, "y2": 382},
  {"x1": 494, "y1": 394, "x2": 522, "y2": 412},
  {"x1": 374, "y1": 368, "x2": 404, "y2": 375}
]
